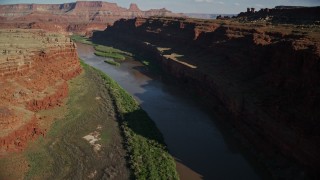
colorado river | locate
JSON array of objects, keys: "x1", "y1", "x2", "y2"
[{"x1": 77, "y1": 43, "x2": 265, "y2": 180}]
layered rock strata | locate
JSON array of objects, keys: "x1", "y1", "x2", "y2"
[
  {"x1": 0, "y1": 29, "x2": 81, "y2": 155},
  {"x1": 0, "y1": 1, "x2": 183, "y2": 35},
  {"x1": 93, "y1": 17, "x2": 320, "y2": 178}
]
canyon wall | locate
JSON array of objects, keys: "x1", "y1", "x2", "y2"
[
  {"x1": 92, "y1": 17, "x2": 320, "y2": 178},
  {"x1": 0, "y1": 1, "x2": 183, "y2": 35},
  {"x1": 0, "y1": 29, "x2": 81, "y2": 155}
]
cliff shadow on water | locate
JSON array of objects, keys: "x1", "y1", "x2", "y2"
[
  {"x1": 77, "y1": 40, "x2": 271, "y2": 179},
  {"x1": 132, "y1": 77, "x2": 272, "y2": 180},
  {"x1": 90, "y1": 17, "x2": 320, "y2": 179},
  {"x1": 80, "y1": 62, "x2": 179, "y2": 180}
]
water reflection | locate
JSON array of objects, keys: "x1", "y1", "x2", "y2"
[{"x1": 77, "y1": 43, "x2": 263, "y2": 180}]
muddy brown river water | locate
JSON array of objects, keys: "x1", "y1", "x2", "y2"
[{"x1": 77, "y1": 43, "x2": 266, "y2": 180}]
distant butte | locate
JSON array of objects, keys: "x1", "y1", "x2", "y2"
[
  {"x1": 0, "y1": 1, "x2": 183, "y2": 35},
  {"x1": 129, "y1": 3, "x2": 141, "y2": 11}
]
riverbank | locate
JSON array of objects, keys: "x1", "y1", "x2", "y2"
[
  {"x1": 92, "y1": 17, "x2": 320, "y2": 179},
  {"x1": 81, "y1": 61, "x2": 178, "y2": 180},
  {"x1": 77, "y1": 42, "x2": 266, "y2": 179},
  {"x1": 71, "y1": 35, "x2": 129, "y2": 61},
  {"x1": 0, "y1": 59, "x2": 129, "y2": 179},
  {"x1": 0, "y1": 59, "x2": 178, "y2": 180},
  {"x1": 72, "y1": 35, "x2": 179, "y2": 179}
]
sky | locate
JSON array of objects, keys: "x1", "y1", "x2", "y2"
[{"x1": 0, "y1": 0, "x2": 320, "y2": 14}]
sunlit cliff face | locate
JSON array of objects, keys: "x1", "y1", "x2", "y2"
[
  {"x1": 0, "y1": 1, "x2": 183, "y2": 35},
  {"x1": 0, "y1": 29, "x2": 81, "y2": 154}
]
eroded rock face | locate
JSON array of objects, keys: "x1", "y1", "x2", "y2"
[
  {"x1": 93, "y1": 17, "x2": 320, "y2": 177},
  {"x1": 0, "y1": 1, "x2": 183, "y2": 35},
  {"x1": 0, "y1": 29, "x2": 81, "y2": 155}
]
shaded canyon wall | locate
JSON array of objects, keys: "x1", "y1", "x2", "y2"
[{"x1": 92, "y1": 17, "x2": 320, "y2": 177}]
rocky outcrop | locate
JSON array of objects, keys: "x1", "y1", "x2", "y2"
[
  {"x1": 0, "y1": 1, "x2": 183, "y2": 35},
  {"x1": 26, "y1": 82, "x2": 68, "y2": 112},
  {"x1": 0, "y1": 115, "x2": 44, "y2": 153},
  {"x1": 0, "y1": 29, "x2": 81, "y2": 155},
  {"x1": 129, "y1": 3, "x2": 140, "y2": 12},
  {"x1": 237, "y1": 6, "x2": 320, "y2": 25},
  {"x1": 93, "y1": 17, "x2": 320, "y2": 178}
]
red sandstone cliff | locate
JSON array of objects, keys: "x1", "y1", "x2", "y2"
[
  {"x1": 92, "y1": 17, "x2": 320, "y2": 178},
  {"x1": 0, "y1": 1, "x2": 183, "y2": 35},
  {"x1": 0, "y1": 29, "x2": 81, "y2": 155}
]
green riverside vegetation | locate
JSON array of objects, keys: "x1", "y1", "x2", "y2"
[
  {"x1": 94, "y1": 51, "x2": 126, "y2": 60},
  {"x1": 93, "y1": 45, "x2": 132, "y2": 60},
  {"x1": 1, "y1": 35, "x2": 177, "y2": 180},
  {"x1": 104, "y1": 59, "x2": 120, "y2": 66},
  {"x1": 94, "y1": 45, "x2": 132, "y2": 56},
  {"x1": 69, "y1": 35, "x2": 177, "y2": 178},
  {"x1": 80, "y1": 60, "x2": 179, "y2": 180},
  {"x1": 71, "y1": 35, "x2": 130, "y2": 61},
  {"x1": 0, "y1": 58, "x2": 129, "y2": 179},
  {"x1": 71, "y1": 34, "x2": 160, "y2": 72},
  {"x1": 70, "y1": 34, "x2": 93, "y2": 45}
]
